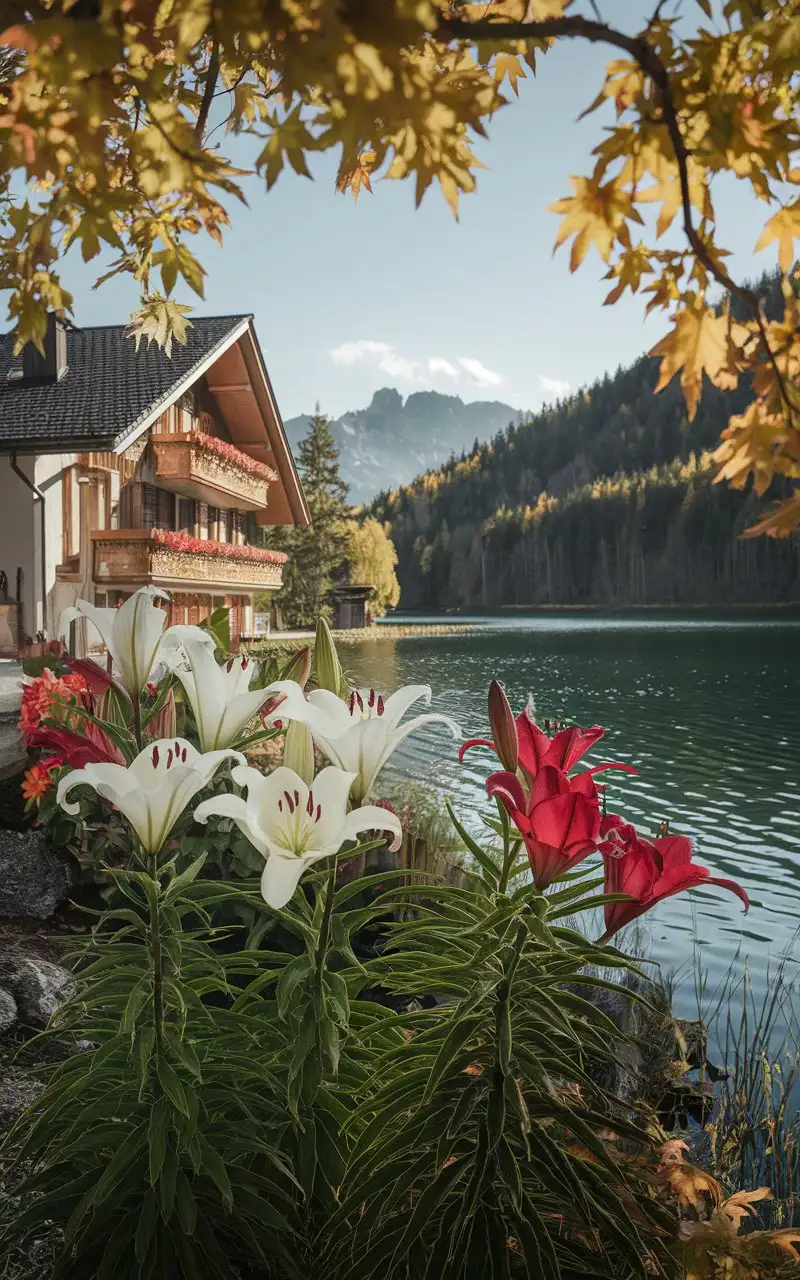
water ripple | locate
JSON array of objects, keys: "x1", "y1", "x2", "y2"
[{"x1": 350, "y1": 612, "x2": 800, "y2": 1016}]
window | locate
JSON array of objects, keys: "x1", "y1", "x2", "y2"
[
  {"x1": 217, "y1": 508, "x2": 228, "y2": 543},
  {"x1": 180, "y1": 390, "x2": 195, "y2": 433},
  {"x1": 178, "y1": 498, "x2": 194, "y2": 532},
  {"x1": 61, "y1": 467, "x2": 80, "y2": 559},
  {"x1": 142, "y1": 483, "x2": 158, "y2": 530}
]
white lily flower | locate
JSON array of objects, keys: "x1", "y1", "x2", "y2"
[
  {"x1": 60, "y1": 587, "x2": 213, "y2": 699},
  {"x1": 57, "y1": 738, "x2": 244, "y2": 853},
  {"x1": 194, "y1": 764, "x2": 402, "y2": 910},
  {"x1": 261, "y1": 682, "x2": 461, "y2": 803},
  {"x1": 164, "y1": 633, "x2": 273, "y2": 751}
]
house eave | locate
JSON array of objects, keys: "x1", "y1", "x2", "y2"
[
  {"x1": 111, "y1": 317, "x2": 252, "y2": 455},
  {"x1": 0, "y1": 436, "x2": 115, "y2": 456}
]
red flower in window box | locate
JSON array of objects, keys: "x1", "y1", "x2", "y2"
[
  {"x1": 192, "y1": 432, "x2": 278, "y2": 481},
  {"x1": 150, "y1": 528, "x2": 287, "y2": 564}
]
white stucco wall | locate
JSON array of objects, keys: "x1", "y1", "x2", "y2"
[
  {"x1": 0, "y1": 453, "x2": 74, "y2": 641},
  {"x1": 35, "y1": 453, "x2": 74, "y2": 636},
  {"x1": 0, "y1": 455, "x2": 36, "y2": 639}
]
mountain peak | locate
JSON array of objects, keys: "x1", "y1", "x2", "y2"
[{"x1": 285, "y1": 388, "x2": 525, "y2": 503}]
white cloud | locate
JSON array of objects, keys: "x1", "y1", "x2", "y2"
[
  {"x1": 458, "y1": 357, "x2": 503, "y2": 389},
  {"x1": 328, "y1": 341, "x2": 503, "y2": 391},
  {"x1": 379, "y1": 351, "x2": 420, "y2": 380},
  {"x1": 427, "y1": 356, "x2": 459, "y2": 378},
  {"x1": 330, "y1": 339, "x2": 393, "y2": 367},
  {"x1": 539, "y1": 375, "x2": 570, "y2": 398}
]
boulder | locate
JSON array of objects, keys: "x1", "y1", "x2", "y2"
[
  {"x1": 0, "y1": 671, "x2": 25, "y2": 786},
  {"x1": 0, "y1": 986, "x2": 17, "y2": 1033},
  {"x1": 0, "y1": 1066, "x2": 43, "y2": 1124},
  {"x1": 0, "y1": 829, "x2": 71, "y2": 919},
  {"x1": 0, "y1": 956, "x2": 76, "y2": 1029}
]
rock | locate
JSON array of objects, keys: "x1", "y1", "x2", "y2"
[
  {"x1": 0, "y1": 956, "x2": 76, "y2": 1029},
  {"x1": 0, "y1": 986, "x2": 17, "y2": 1033},
  {"x1": 0, "y1": 829, "x2": 71, "y2": 918},
  {"x1": 0, "y1": 670, "x2": 25, "y2": 786},
  {"x1": 0, "y1": 720, "x2": 26, "y2": 785},
  {"x1": 0, "y1": 987, "x2": 17, "y2": 1033},
  {"x1": 0, "y1": 1066, "x2": 43, "y2": 1124}
]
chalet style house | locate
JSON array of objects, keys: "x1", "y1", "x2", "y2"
[{"x1": 0, "y1": 314, "x2": 309, "y2": 657}]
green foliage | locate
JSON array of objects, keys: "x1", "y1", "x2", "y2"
[
  {"x1": 371, "y1": 274, "x2": 799, "y2": 608},
  {"x1": 319, "y1": 849, "x2": 675, "y2": 1277},
  {"x1": 345, "y1": 518, "x2": 401, "y2": 617},
  {"x1": 0, "y1": 859, "x2": 300, "y2": 1279},
  {"x1": 267, "y1": 410, "x2": 351, "y2": 627}
]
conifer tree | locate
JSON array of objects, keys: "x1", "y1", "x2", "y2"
[{"x1": 269, "y1": 408, "x2": 350, "y2": 627}]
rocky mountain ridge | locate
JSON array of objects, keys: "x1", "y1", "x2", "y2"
[{"x1": 285, "y1": 387, "x2": 525, "y2": 504}]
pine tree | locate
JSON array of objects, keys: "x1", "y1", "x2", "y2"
[{"x1": 269, "y1": 408, "x2": 350, "y2": 627}]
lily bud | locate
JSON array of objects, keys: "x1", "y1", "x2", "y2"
[
  {"x1": 314, "y1": 617, "x2": 347, "y2": 699},
  {"x1": 279, "y1": 644, "x2": 312, "y2": 690},
  {"x1": 488, "y1": 680, "x2": 518, "y2": 775},
  {"x1": 282, "y1": 720, "x2": 315, "y2": 784}
]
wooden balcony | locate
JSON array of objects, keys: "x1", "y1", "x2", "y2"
[
  {"x1": 150, "y1": 433, "x2": 276, "y2": 511},
  {"x1": 91, "y1": 531, "x2": 286, "y2": 593}
]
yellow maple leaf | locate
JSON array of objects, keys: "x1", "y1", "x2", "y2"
[
  {"x1": 649, "y1": 305, "x2": 743, "y2": 420},
  {"x1": 755, "y1": 200, "x2": 800, "y2": 272},
  {"x1": 602, "y1": 243, "x2": 652, "y2": 304},
  {"x1": 548, "y1": 174, "x2": 642, "y2": 271},
  {"x1": 336, "y1": 150, "x2": 376, "y2": 201},
  {"x1": 716, "y1": 1187, "x2": 772, "y2": 1232},
  {"x1": 713, "y1": 399, "x2": 789, "y2": 494},
  {"x1": 491, "y1": 52, "x2": 526, "y2": 96},
  {"x1": 742, "y1": 493, "x2": 800, "y2": 539}
]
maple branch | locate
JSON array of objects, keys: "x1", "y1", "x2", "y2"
[
  {"x1": 195, "y1": 40, "x2": 220, "y2": 145},
  {"x1": 440, "y1": 9, "x2": 800, "y2": 420}
]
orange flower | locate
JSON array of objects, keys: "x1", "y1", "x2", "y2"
[
  {"x1": 18, "y1": 668, "x2": 88, "y2": 738},
  {"x1": 21, "y1": 756, "x2": 62, "y2": 804}
]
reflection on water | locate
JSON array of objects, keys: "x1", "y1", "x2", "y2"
[{"x1": 348, "y1": 612, "x2": 800, "y2": 1018}]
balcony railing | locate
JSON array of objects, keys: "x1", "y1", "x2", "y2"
[
  {"x1": 150, "y1": 432, "x2": 277, "y2": 511},
  {"x1": 91, "y1": 530, "x2": 286, "y2": 592}
]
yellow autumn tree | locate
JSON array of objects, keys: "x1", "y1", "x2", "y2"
[
  {"x1": 345, "y1": 517, "x2": 401, "y2": 617},
  {"x1": 0, "y1": 1, "x2": 798, "y2": 531}
]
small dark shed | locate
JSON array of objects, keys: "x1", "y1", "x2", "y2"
[{"x1": 330, "y1": 584, "x2": 374, "y2": 630}]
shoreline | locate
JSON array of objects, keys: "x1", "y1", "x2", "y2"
[
  {"x1": 385, "y1": 601, "x2": 800, "y2": 616},
  {"x1": 245, "y1": 622, "x2": 478, "y2": 653}
]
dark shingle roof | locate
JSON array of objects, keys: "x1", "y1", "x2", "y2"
[{"x1": 0, "y1": 315, "x2": 250, "y2": 451}]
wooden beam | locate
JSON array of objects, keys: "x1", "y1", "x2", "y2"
[{"x1": 207, "y1": 381, "x2": 252, "y2": 393}]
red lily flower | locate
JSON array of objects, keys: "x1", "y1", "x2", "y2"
[
  {"x1": 487, "y1": 763, "x2": 601, "y2": 889},
  {"x1": 29, "y1": 721, "x2": 126, "y2": 768},
  {"x1": 599, "y1": 813, "x2": 749, "y2": 942},
  {"x1": 66, "y1": 657, "x2": 131, "y2": 708},
  {"x1": 460, "y1": 682, "x2": 635, "y2": 784}
]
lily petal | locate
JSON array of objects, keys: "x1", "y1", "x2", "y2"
[
  {"x1": 260, "y1": 851, "x2": 328, "y2": 910},
  {"x1": 342, "y1": 803, "x2": 402, "y2": 852}
]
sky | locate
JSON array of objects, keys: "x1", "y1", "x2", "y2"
[{"x1": 50, "y1": 3, "x2": 779, "y2": 423}]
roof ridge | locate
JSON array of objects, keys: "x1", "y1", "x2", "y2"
[{"x1": 1, "y1": 314, "x2": 253, "y2": 339}]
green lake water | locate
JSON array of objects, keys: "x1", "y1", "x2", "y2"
[{"x1": 347, "y1": 612, "x2": 800, "y2": 1021}]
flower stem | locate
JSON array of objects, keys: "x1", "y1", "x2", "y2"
[
  {"x1": 494, "y1": 922, "x2": 527, "y2": 1080},
  {"x1": 148, "y1": 853, "x2": 165, "y2": 1057},
  {"x1": 314, "y1": 856, "x2": 338, "y2": 982},
  {"x1": 133, "y1": 696, "x2": 143, "y2": 753},
  {"x1": 497, "y1": 803, "x2": 520, "y2": 897}
]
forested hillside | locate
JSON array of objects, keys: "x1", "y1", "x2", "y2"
[{"x1": 369, "y1": 279, "x2": 800, "y2": 609}]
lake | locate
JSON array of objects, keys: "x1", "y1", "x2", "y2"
[{"x1": 346, "y1": 611, "x2": 800, "y2": 1021}]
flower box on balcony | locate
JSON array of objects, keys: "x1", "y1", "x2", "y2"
[
  {"x1": 150, "y1": 432, "x2": 277, "y2": 511},
  {"x1": 92, "y1": 530, "x2": 286, "y2": 592}
]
